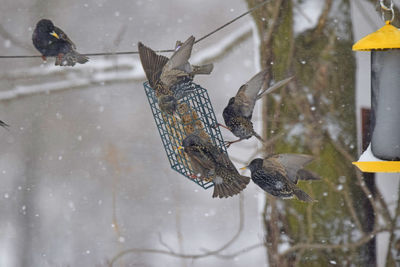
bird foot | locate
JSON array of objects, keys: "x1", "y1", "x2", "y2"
[
  {"x1": 224, "y1": 138, "x2": 243, "y2": 148},
  {"x1": 188, "y1": 174, "x2": 198, "y2": 180},
  {"x1": 212, "y1": 122, "x2": 230, "y2": 131},
  {"x1": 224, "y1": 141, "x2": 233, "y2": 148}
]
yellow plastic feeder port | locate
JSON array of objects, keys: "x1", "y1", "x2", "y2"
[
  {"x1": 352, "y1": 21, "x2": 400, "y2": 173},
  {"x1": 353, "y1": 21, "x2": 400, "y2": 51},
  {"x1": 352, "y1": 162, "x2": 400, "y2": 173}
]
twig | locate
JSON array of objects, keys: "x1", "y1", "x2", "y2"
[
  {"x1": 281, "y1": 227, "x2": 389, "y2": 256},
  {"x1": 385, "y1": 181, "x2": 400, "y2": 265},
  {"x1": 313, "y1": 0, "x2": 333, "y2": 38},
  {"x1": 158, "y1": 233, "x2": 174, "y2": 253},
  {"x1": 109, "y1": 193, "x2": 245, "y2": 266}
]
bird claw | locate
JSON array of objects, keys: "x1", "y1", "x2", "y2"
[
  {"x1": 188, "y1": 174, "x2": 198, "y2": 180},
  {"x1": 224, "y1": 141, "x2": 233, "y2": 148}
]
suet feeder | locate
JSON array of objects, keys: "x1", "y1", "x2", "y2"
[
  {"x1": 143, "y1": 81, "x2": 227, "y2": 189},
  {"x1": 352, "y1": 21, "x2": 400, "y2": 172}
]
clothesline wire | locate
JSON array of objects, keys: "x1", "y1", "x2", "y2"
[{"x1": 0, "y1": 0, "x2": 268, "y2": 59}]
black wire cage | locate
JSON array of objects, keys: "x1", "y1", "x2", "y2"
[{"x1": 143, "y1": 81, "x2": 227, "y2": 189}]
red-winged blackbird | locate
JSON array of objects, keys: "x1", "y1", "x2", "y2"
[
  {"x1": 241, "y1": 154, "x2": 319, "y2": 202},
  {"x1": 32, "y1": 19, "x2": 88, "y2": 66},
  {"x1": 138, "y1": 36, "x2": 213, "y2": 115},
  {"x1": 220, "y1": 70, "x2": 293, "y2": 147},
  {"x1": 180, "y1": 134, "x2": 250, "y2": 198}
]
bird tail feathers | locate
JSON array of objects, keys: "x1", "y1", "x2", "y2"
[
  {"x1": 297, "y1": 169, "x2": 321, "y2": 181},
  {"x1": 191, "y1": 64, "x2": 214, "y2": 75},
  {"x1": 253, "y1": 131, "x2": 265, "y2": 143},
  {"x1": 76, "y1": 53, "x2": 89, "y2": 64},
  {"x1": 55, "y1": 51, "x2": 88, "y2": 66},
  {"x1": 212, "y1": 175, "x2": 250, "y2": 198},
  {"x1": 293, "y1": 188, "x2": 313, "y2": 202}
]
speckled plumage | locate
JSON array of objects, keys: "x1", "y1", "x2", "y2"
[
  {"x1": 32, "y1": 19, "x2": 88, "y2": 66},
  {"x1": 222, "y1": 70, "x2": 293, "y2": 147},
  {"x1": 138, "y1": 36, "x2": 213, "y2": 115},
  {"x1": 245, "y1": 154, "x2": 319, "y2": 202},
  {"x1": 181, "y1": 134, "x2": 250, "y2": 198}
]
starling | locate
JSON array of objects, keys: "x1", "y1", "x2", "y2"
[
  {"x1": 179, "y1": 134, "x2": 216, "y2": 180},
  {"x1": 241, "y1": 154, "x2": 319, "y2": 202},
  {"x1": 138, "y1": 36, "x2": 213, "y2": 115},
  {"x1": 220, "y1": 70, "x2": 293, "y2": 147},
  {"x1": 32, "y1": 19, "x2": 88, "y2": 66},
  {"x1": 179, "y1": 134, "x2": 250, "y2": 198}
]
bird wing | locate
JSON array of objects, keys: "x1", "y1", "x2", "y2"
[
  {"x1": 138, "y1": 42, "x2": 169, "y2": 88},
  {"x1": 272, "y1": 154, "x2": 314, "y2": 184},
  {"x1": 256, "y1": 76, "x2": 293, "y2": 100},
  {"x1": 188, "y1": 149, "x2": 216, "y2": 171},
  {"x1": 54, "y1": 26, "x2": 76, "y2": 49},
  {"x1": 234, "y1": 69, "x2": 268, "y2": 117},
  {"x1": 262, "y1": 157, "x2": 288, "y2": 179},
  {"x1": 163, "y1": 35, "x2": 195, "y2": 72}
]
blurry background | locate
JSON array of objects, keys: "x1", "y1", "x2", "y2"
[{"x1": 0, "y1": 0, "x2": 399, "y2": 266}]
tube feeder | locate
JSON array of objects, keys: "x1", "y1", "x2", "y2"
[{"x1": 352, "y1": 21, "x2": 400, "y2": 172}]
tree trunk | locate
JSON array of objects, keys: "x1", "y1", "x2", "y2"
[{"x1": 246, "y1": 0, "x2": 375, "y2": 266}]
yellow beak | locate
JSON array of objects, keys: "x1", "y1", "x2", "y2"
[
  {"x1": 176, "y1": 146, "x2": 184, "y2": 154},
  {"x1": 239, "y1": 166, "x2": 248, "y2": 170},
  {"x1": 50, "y1": 31, "x2": 60, "y2": 39}
]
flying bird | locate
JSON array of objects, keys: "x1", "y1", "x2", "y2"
[
  {"x1": 179, "y1": 134, "x2": 250, "y2": 198},
  {"x1": 32, "y1": 19, "x2": 88, "y2": 66},
  {"x1": 219, "y1": 70, "x2": 293, "y2": 147},
  {"x1": 138, "y1": 36, "x2": 213, "y2": 115},
  {"x1": 241, "y1": 154, "x2": 319, "y2": 202}
]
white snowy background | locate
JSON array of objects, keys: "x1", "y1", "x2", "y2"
[{"x1": 0, "y1": 0, "x2": 398, "y2": 266}]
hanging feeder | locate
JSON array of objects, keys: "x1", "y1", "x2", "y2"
[
  {"x1": 352, "y1": 20, "x2": 400, "y2": 172},
  {"x1": 143, "y1": 81, "x2": 227, "y2": 189}
]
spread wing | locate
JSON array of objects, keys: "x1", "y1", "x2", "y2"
[
  {"x1": 163, "y1": 35, "x2": 194, "y2": 72},
  {"x1": 234, "y1": 69, "x2": 268, "y2": 117},
  {"x1": 272, "y1": 154, "x2": 314, "y2": 184},
  {"x1": 54, "y1": 26, "x2": 76, "y2": 49},
  {"x1": 138, "y1": 42, "x2": 169, "y2": 88}
]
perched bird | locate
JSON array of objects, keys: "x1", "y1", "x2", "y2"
[
  {"x1": 32, "y1": 19, "x2": 88, "y2": 66},
  {"x1": 178, "y1": 134, "x2": 216, "y2": 180},
  {"x1": 219, "y1": 70, "x2": 293, "y2": 147},
  {"x1": 241, "y1": 154, "x2": 320, "y2": 202},
  {"x1": 179, "y1": 134, "x2": 250, "y2": 198},
  {"x1": 138, "y1": 36, "x2": 213, "y2": 115}
]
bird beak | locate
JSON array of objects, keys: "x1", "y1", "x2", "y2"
[
  {"x1": 239, "y1": 166, "x2": 248, "y2": 170},
  {"x1": 50, "y1": 31, "x2": 60, "y2": 39}
]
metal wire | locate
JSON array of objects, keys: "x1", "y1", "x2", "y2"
[
  {"x1": 0, "y1": 0, "x2": 269, "y2": 59},
  {"x1": 143, "y1": 81, "x2": 227, "y2": 189}
]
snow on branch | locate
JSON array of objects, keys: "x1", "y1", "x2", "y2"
[{"x1": 0, "y1": 22, "x2": 254, "y2": 101}]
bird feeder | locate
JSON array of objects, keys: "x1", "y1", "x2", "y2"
[
  {"x1": 352, "y1": 21, "x2": 400, "y2": 172},
  {"x1": 143, "y1": 81, "x2": 227, "y2": 188}
]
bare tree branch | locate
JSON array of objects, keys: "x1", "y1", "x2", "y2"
[{"x1": 108, "y1": 193, "x2": 245, "y2": 266}]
